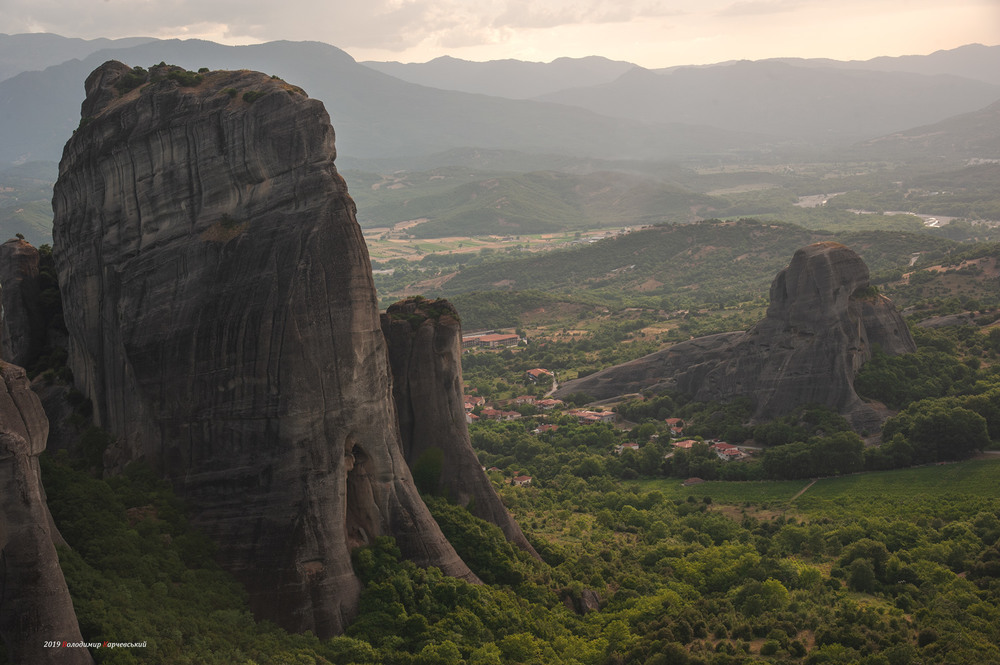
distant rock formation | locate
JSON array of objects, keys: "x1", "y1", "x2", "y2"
[
  {"x1": 382, "y1": 297, "x2": 538, "y2": 558},
  {"x1": 0, "y1": 238, "x2": 45, "y2": 367},
  {"x1": 556, "y1": 242, "x2": 915, "y2": 430},
  {"x1": 0, "y1": 364, "x2": 92, "y2": 665},
  {"x1": 52, "y1": 61, "x2": 476, "y2": 637}
]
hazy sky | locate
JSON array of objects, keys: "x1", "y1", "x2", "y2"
[{"x1": 4, "y1": 0, "x2": 999, "y2": 67}]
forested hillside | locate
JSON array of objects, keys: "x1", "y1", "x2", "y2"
[
  {"x1": 429, "y1": 220, "x2": 956, "y2": 311},
  {"x1": 351, "y1": 170, "x2": 717, "y2": 237}
]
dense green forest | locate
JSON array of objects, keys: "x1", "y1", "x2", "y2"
[{"x1": 27, "y1": 428, "x2": 1000, "y2": 664}]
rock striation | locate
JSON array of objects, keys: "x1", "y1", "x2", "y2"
[
  {"x1": 0, "y1": 363, "x2": 92, "y2": 665},
  {"x1": 555, "y1": 242, "x2": 915, "y2": 430},
  {"x1": 51, "y1": 61, "x2": 476, "y2": 637},
  {"x1": 381, "y1": 297, "x2": 538, "y2": 557},
  {"x1": 0, "y1": 238, "x2": 46, "y2": 368}
]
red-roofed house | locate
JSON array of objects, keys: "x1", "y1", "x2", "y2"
[
  {"x1": 525, "y1": 368, "x2": 554, "y2": 382},
  {"x1": 673, "y1": 439, "x2": 698, "y2": 449},
  {"x1": 464, "y1": 395, "x2": 485, "y2": 411},
  {"x1": 711, "y1": 442, "x2": 745, "y2": 461}
]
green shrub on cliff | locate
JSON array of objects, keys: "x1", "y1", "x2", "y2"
[{"x1": 114, "y1": 66, "x2": 148, "y2": 94}]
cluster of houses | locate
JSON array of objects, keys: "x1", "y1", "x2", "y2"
[
  {"x1": 667, "y1": 438, "x2": 749, "y2": 460},
  {"x1": 467, "y1": 379, "x2": 754, "y2": 489},
  {"x1": 465, "y1": 394, "x2": 620, "y2": 425},
  {"x1": 464, "y1": 391, "x2": 571, "y2": 423},
  {"x1": 709, "y1": 441, "x2": 749, "y2": 461}
]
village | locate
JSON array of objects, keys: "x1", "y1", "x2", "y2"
[{"x1": 465, "y1": 364, "x2": 756, "y2": 489}]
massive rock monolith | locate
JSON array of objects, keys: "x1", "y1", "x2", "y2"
[
  {"x1": 0, "y1": 364, "x2": 92, "y2": 665},
  {"x1": 555, "y1": 242, "x2": 915, "y2": 430},
  {"x1": 51, "y1": 61, "x2": 476, "y2": 637},
  {"x1": 381, "y1": 297, "x2": 538, "y2": 557}
]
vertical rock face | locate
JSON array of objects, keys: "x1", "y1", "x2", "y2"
[
  {"x1": 0, "y1": 238, "x2": 45, "y2": 368},
  {"x1": 51, "y1": 61, "x2": 475, "y2": 637},
  {"x1": 0, "y1": 364, "x2": 92, "y2": 665},
  {"x1": 555, "y1": 243, "x2": 915, "y2": 430},
  {"x1": 693, "y1": 242, "x2": 914, "y2": 428},
  {"x1": 381, "y1": 298, "x2": 538, "y2": 557}
]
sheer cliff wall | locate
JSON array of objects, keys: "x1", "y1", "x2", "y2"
[
  {"x1": 52, "y1": 61, "x2": 475, "y2": 637},
  {"x1": 382, "y1": 297, "x2": 539, "y2": 558},
  {"x1": 0, "y1": 364, "x2": 91, "y2": 664}
]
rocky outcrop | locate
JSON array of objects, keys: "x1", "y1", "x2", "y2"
[
  {"x1": 51, "y1": 61, "x2": 476, "y2": 637},
  {"x1": 381, "y1": 297, "x2": 538, "y2": 558},
  {"x1": 0, "y1": 238, "x2": 45, "y2": 367},
  {"x1": 0, "y1": 364, "x2": 92, "y2": 665},
  {"x1": 556, "y1": 242, "x2": 915, "y2": 430}
]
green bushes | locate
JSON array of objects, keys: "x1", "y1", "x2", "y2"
[
  {"x1": 114, "y1": 66, "x2": 148, "y2": 94},
  {"x1": 165, "y1": 69, "x2": 203, "y2": 87}
]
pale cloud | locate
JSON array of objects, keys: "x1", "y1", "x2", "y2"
[
  {"x1": 720, "y1": 0, "x2": 800, "y2": 17},
  {"x1": 0, "y1": 0, "x2": 996, "y2": 66}
]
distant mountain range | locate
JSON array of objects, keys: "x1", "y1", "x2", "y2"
[
  {"x1": 535, "y1": 61, "x2": 1000, "y2": 143},
  {"x1": 0, "y1": 33, "x2": 158, "y2": 82},
  {"x1": 850, "y1": 99, "x2": 1000, "y2": 162},
  {"x1": 753, "y1": 44, "x2": 1000, "y2": 86},
  {"x1": 0, "y1": 37, "x2": 758, "y2": 167},
  {"x1": 362, "y1": 55, "x2": 636, "y2": 99},
  {"x1": 1, "y1": 35, "x2": 999, "y2": 169},
  {"x1": 367, "y1": 43, "x2": 1000, "y2": 99}
]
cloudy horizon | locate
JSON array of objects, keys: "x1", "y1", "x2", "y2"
[{"x1": 2, "y1": 0, "x2": 998, "y2": 68}]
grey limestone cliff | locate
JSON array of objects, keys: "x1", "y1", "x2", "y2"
[
  {"x1": 381, "y1": 297, "x2": 538, "y2": 558},
  {"x1": 0, "y1": 238, "x2": 46, "y2": 368},
  {"x1": 51, "y1": 61, "x2": 476, "y2": 637},
  {"x1": 556, "y1": 242, "x2": 915, "y2": 430},
  {"x1": 0, "y1": 363, "x2": 92, "y2": 665}
]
